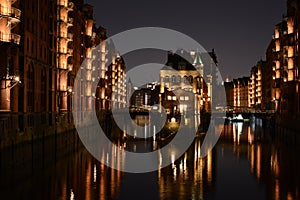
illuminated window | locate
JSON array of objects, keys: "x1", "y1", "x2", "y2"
[
  {"x1": 172, "y1": 96, "x2": 177, "y2": 101},
  {"x1": 185, "y1": 96, "x2": 189, "y2": 101},
  {"x1": 167, "y1": 96, "x2": 172, "y2": 100}
]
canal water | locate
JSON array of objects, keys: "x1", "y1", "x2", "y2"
[{"x1": 0, "y1": 119, "x2": 299, "y2": 200}]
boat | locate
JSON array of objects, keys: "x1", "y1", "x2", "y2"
[{"x1": 231, "y1": 114, "x2": 244, "y2": 122}]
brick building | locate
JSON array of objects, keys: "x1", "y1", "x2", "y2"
[{"x1": 0, "y1": 0, "x2": 126, "y2": 147}]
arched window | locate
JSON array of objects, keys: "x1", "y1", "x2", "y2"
[
  {"x1": 189, "y1": 75, "x2": 193, "y2": 84},
  {"x1": 183, "y1": 75, "x2": 189, "y2": 84},
  {"x1": 172, "y1": 75, "x2": 176, "y2": 83},
  {"x1": 164, "y1": 76, "x2": 169, "y2": 82},
  {"x1": 177, "y1": 75, "x2": 181, "y2": 83}
]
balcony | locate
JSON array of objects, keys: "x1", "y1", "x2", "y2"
[
  {"x1": 0, "y1": 6, "x2": 21, "y2": 22},
  {"x1": 0, "y1": 32, "x2": 20, "y2": 44},
  {"x1": 57, "y1": 0, "x2": 68, "y2": 7}
]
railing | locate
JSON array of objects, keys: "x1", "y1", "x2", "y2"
[
  {"x1": 0, "y1": 32, "x2": 20, "y2": 44},
  {"x1": 0, "y1": 6, "x2": 21, "y2": 21}
]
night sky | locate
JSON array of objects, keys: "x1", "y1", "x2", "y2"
[{"x1": 86, "y1": 0, "x2": 286, "y2": 80}]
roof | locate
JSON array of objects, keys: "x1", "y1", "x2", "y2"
[{"x1": 193, "y1": 51, "x2": 203, "y2": 66}]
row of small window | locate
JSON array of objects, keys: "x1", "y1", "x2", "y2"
[
  {"x1": 167, "y1": 96, "x2": 190, "y2": 101},
  {"x1": 163, "y1": 76, "x2": 201, "y2": 83}
]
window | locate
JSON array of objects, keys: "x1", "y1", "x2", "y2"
[
  {"x1": 184, "y1": 75, "x2": 189, "y2": 84},
  {"x1": 189, "y1": 76, "x2": 193, "y2": 84},
  {"x1": 172, "y1": 76, "x2": 176, "y2": 83},
  {"x1": 164, "y1": 76, "x2": 169, "y2": 82},
  {"x1": 180, "y1": 96, "x2": 189, "y2": 101},
  {"x1": 177, "y1": 76, "x2": 181, "y2": 83}
]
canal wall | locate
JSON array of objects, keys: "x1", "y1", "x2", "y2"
[
  {"x1": 0, "y1": 110, "x2": 112, "y2": 150},
  {"x1": 0, "y1": 128, "x2": 82, "y2": 169}
]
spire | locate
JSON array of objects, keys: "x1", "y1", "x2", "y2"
[
  {"x1": 128, "y1": 78, "x2": 132, "y2": 84},
  {"x1": 193, "y1": 50, "x2": 203, "y2": 66}
]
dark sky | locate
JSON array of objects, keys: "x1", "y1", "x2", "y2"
[{"x1": 86, "y1": 0, "x2": 286, "y2": 79}]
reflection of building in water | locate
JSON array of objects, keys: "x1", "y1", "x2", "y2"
[
  {"x1": 159, "y1": 50, "x2": 213, "y2": 115},
  {"x1": 158, "y1": 138, "x2": 215, "y2": 200},
  {"x1": 222, "y1": 122, "x2": 300, "y2": 200},
  {"x1": 70, "y1": 149, "x2": 123, "y2": 200}
]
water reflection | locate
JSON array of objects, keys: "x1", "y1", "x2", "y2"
[{"x1": 0, "y1": 118, "x2": 300, "y2": 199}]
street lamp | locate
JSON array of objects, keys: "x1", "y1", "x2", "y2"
[
  {"x1": 1, "y1": 74, "x2": 21, "y2": 90},
  {"x1": 64, "y1": 86, "x2": 73, "y2": 96}
]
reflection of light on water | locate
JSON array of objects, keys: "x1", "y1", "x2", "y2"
[
  {"x1": 271, "y1": 149, "x2": 280, "y2": 177},
  {"x1": 275, "y1": 180, "x2": 280, "y2": 200},
  {"x1": 171, "y1": 153, "x2": 175, "y2": 167},
  {"x1": 237, "y1": 123, "x2": 243, "y2": 134},
  {"x1": 114, "y1": 145, "x2": 117, "y2": 157},
  {"x1": 256, "y1": 145, "x2": 261, "y2": 180},
  {"x1": 158, "y1": 151, "x2": 162, "y2": 178},
  {"x1": 173, "y1": 166, "x2": 177, "y2": 181},
  {"x1": 70, "y1": 189, "x2": 75, "y2": 200},
  {"x1": 85, "y1": 161, "x2": 91, "y2": 200},
  {"x1": 234, "y1": 123, "x2": 243, "y2": 145},
  {"x1": 251, "y1": 121, "x2": 256, "y2": 133},
  {"x1": 93, "y1": 164, "x2": 97, "y2": 183},
  {"x1": 287, "y1": 192, "x2": 293, "y2": 200},
  {"x1": 248, "y1": 126, "x2": 253, "y2": 144},
  {"x1": 194, "y1": 115, "x2": 201, "y2": 131},
  {"x1": 233, "y1": 123, "x2": 236, "y2": 143},
  {"x1": 179, "y1": 153, "x2": 188, "y2": 174},
  {"x1": 207, "y1": 151, "x2": 212, "y2": 182},
  {"x1": 251, "y1": 145, "x2": 254, "y2": 173}
]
